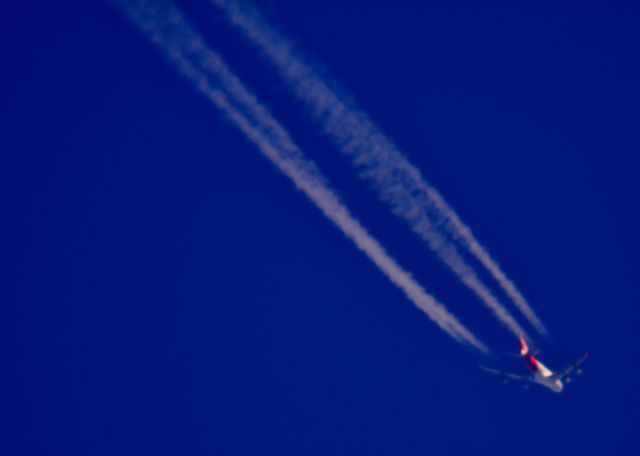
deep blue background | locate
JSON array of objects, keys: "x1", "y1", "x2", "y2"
[{"x1": 3, "y1": 2, "x2": 640, "y2": 455}]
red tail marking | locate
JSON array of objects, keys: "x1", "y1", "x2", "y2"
[{"x1": 519, "y1": 336, "x2": 529, "y2": 356}]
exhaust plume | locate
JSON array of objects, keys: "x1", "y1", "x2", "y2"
[
  {"x1": 111, "y1": 0, "x2": 491, "y2": 353},
  {"x1": 211, "y1": 0, "x2": 547, "y2": 339}
]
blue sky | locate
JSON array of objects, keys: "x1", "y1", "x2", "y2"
[{"x1": 4, "y1": 2, "x2": 640, "y2": 455}]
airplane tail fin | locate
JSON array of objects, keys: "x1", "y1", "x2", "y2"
[{"x1": 519, "y1": 336, "x2": 530, "y2": 356}]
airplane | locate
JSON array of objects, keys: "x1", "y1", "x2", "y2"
[{"x1": 480, "y1": 337, "x2": 589, "y2": 393}]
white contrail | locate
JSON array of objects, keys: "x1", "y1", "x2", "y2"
[
  {"x1": 210, "y1": 0, "x2": 547, "y2": 339},
  {"x1": 112, "y1": 0, "x2": 491, "y2": 353}
]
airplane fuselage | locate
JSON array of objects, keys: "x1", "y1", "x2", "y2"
[
  {"x1": 481, "y1": 337, "x2": 587, "y2": 392},
  {"x1": 524, "y1": 354, "x2": 564, "y2": 393}
]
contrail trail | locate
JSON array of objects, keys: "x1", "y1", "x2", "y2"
[
  {"x1": 111, "y1": 0, "x2": 491, "y2": 353},
  {"x1": 210, "y1": 0, "x2": 548, "y2": 340}
]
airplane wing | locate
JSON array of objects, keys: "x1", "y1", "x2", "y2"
[
  {"x1": 556, "y1": 352, "x2": 589, "y2": 380},
  {"x1": 479, "y1": 365, "x2": 536, "y2": 383}
]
